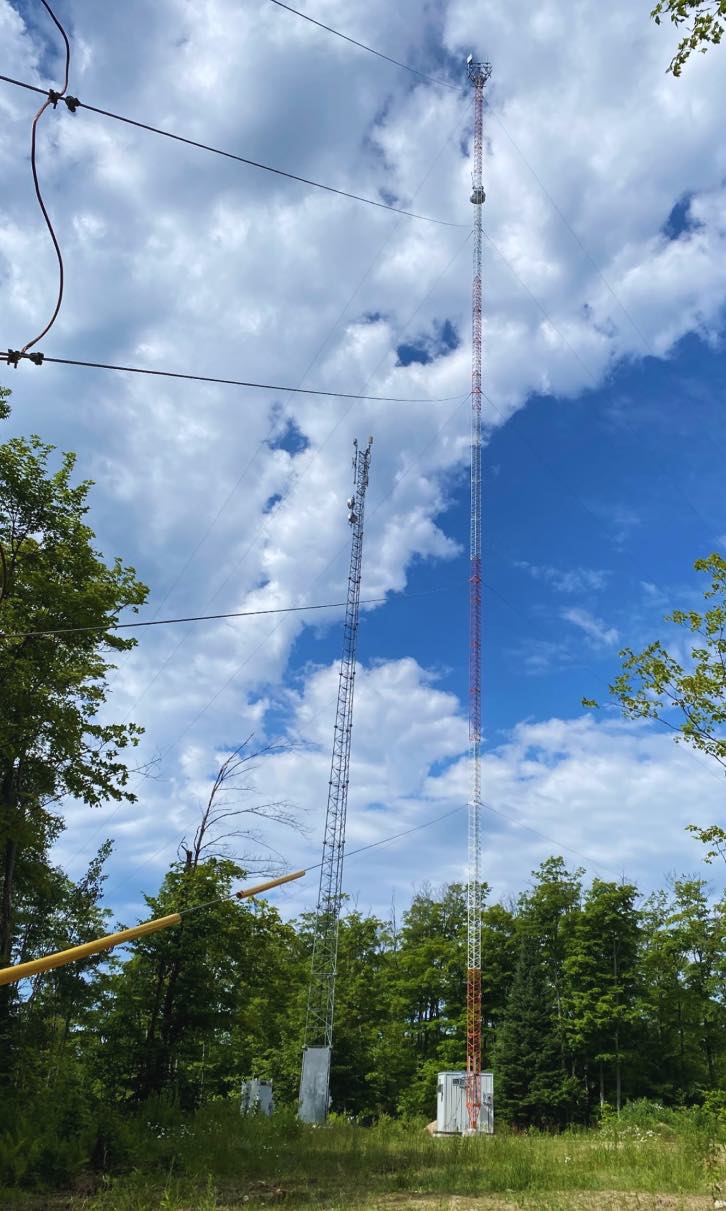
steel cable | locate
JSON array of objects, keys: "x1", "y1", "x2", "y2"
[
  {"x1": 0, "y1": 351, "x2": 464, "y2": 403},
  {"x1": 18, "y1": 2, "x2": 71, "y2": 355},
  {"x1": 265, "y1": 0, "x2": 463, "y2": 92},
  {"x1": 0, "y1": 582, "x2": 462, "y2": 642},
  {"x1": 0, "y1": 75, "x2": 466, "y2": 229}
]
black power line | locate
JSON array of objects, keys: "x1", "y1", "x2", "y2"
[
  {"x1": 19, "y1": 1, "x2": 72, "y2": 355},
  {"x1": 0, "y1": 74, "x2": 466, "y2": 228},
  {"x1": 0, "y1": 598, "x2": 370, "y2": 641},
  {"x1": 0, "y1": 351, "x2": 465, "y2": 403},
  {"x1": 265, "y1": 0, "x2": 463, "y2": 93},
  {"x1": 0, "y1": 583, "x2": 463, "y2": 642}
]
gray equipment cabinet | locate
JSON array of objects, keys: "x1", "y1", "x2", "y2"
[
  {"x1": 436, "y1": 1071, "x2": 494, "y2": 1134},
  {"x1": 241, "y1": 1078, "x2": 274, "y2": 1117},
  {"x1": 298, "y1": 1046, "x2": 331, "y2": 1124}
]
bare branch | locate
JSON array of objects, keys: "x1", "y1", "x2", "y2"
[{"x1": 185, "y1": 737, "x2": 303, "y2": 872}]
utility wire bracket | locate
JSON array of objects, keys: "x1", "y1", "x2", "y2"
[{"x1": 5, "y1": 351, "x2": 44, "y2": 367}]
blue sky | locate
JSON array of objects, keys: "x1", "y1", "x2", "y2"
[{"x1": 1, "y1": 0, "x2": 725, "y2": 924}]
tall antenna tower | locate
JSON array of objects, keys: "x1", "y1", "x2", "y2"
[
  {"x1": 298, "y1": 437, "x2": 373, "y2": 1124},
  {"x1": 465, "y1": 53, "x2": 492, "y2": 1134}
]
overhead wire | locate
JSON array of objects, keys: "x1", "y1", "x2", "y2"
[
  {"x1": 0, "y1": 17, "x2": 706, "y2": 938},
  {"x1": 265, "y1": 0, "x2": 463, "y2": 92},
  {"x1": 0, "y1": 74, "x2": 466, "y2": 229},
  {"x1": 0, "y1": 352, "x2": 465, "y2": 402},
  {"x1": 117, "y1": 805, "x2": 471, "y2": 928},
  {"x1": 17, "y1": 2, "x2": 71, "y2": 356},
  {"x1": 0, "y1": 597, "x2": 374, "y2": 642},
  {"x1": 0, "y1": 582, "x2": 464, "y2": 642}
]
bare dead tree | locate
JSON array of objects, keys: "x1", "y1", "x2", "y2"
[{"x1": 179, "y1": 735, "x2": 304, "y2": 876}]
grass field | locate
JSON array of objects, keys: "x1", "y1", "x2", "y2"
[{"x1": 1, "y1": 1103, "x2": 723, "y2": 1211}]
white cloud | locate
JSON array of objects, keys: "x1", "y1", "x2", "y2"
[
  {"x1": 562, "y1": 606, "x2": 619, "y2": 648},
  {"x1": 516, "y1": 561, "x2": 609, "y2": 594}
]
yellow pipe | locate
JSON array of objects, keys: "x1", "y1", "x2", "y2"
[
  {"x1": 234, "y1": 869, "x2": 305, "y2": 899},
  {"x1": 0, "y1": 868, "x2": 306, "y2": 987}
]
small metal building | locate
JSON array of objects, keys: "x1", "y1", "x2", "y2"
[
  {"x1": 436, "y1": 1071, "x2": 494, "y2": 1134},
  {"x1": 240, "y1": 1078, "x2": 274, "y2": 1117}
]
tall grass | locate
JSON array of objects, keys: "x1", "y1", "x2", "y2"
[{"x1": 1, "y1": 1100, "x2": 720, "y2": 1210}]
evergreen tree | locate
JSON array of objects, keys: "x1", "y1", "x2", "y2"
[{"x1": 495, "y1": 931, "x2": 578, "y2": 1129}]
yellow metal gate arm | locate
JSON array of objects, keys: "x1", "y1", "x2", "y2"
[{"x1": 0, "y1": 869, "x2": 305, "y2": 987}]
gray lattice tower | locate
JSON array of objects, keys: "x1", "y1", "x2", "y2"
[{"x1": 299, "y1": 437, "x2": 372, "y2": 1122}]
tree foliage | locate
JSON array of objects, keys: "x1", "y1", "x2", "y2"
[
  {"x1": 495, "y1": 930, "x2": 579, "y2": 1129},
  {"x1": 652, "y1": 0, "x2": 726, "y2": 75},
  {"x1": 585, "y1": 554, "x2": 726, "y2": 863},
  {"x1": 0, "y1": 390, "x2": 147, "y2": 1075}
]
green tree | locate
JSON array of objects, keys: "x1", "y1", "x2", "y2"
[
  {"x1": 481, "y1": 900, "x2": 519, "y2": 1057},
  {"x1": 391, "y1": 884, "x2": 466, "y2": 1118},
  {"x1": 585, "y1": 554, "x2": 726, "y2": 864},
  {"x1": 652, "y1": 0, "x2": 726, "y2": 75},
  {"x1": 0, "y1": 391, "x2": 147, "y2": 1060},
  {"x1": 494, "y1": 931, "x2": 579, "y2": 1129},
  {"x1": 667, "y1": 879, "x2": 725, "y2": 1092},
  {"x1": 102, "y1": 857, "x2": 302, "y2": 1106},
  {"x1": 519, "y1": 857, "x2": 583, "y2": 1071},
  {"x1": 564, "y1": 880, "x2": 640, "y2": 1112},
  {"x1": 328, "y1": 909, "x2": 390, "y2": 1118},
  {"x1": 637, "y1": 887, "x2": 695, "y2": 1101}
]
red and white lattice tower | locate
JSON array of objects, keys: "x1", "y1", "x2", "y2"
[{"x1": 465, "y1": 53, "x2": 492, "y2": 1134}]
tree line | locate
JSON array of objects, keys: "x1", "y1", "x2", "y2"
[{"x1": 2, "y1": 845, "x2": 724, "y2": 1138}]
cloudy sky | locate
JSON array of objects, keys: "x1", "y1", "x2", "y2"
[{"x1": 1, "y1": 0, "x2": 725, "y2": 926}]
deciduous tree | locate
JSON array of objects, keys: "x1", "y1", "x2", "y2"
[{"x1": 0, "y1": 390, "x2": 147, "y2": 1057}]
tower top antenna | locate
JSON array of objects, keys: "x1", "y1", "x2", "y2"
[{"x1": 466, "y1": 57, "x2": 492, "y2": 87}]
